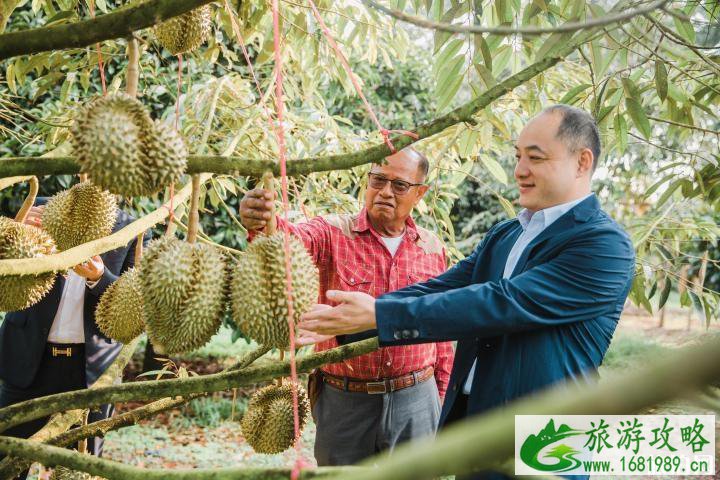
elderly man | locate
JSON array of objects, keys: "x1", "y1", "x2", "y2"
[
  {"x1": 239, "y1": 147, "x2": 454, "y2": 466},
  {"x1": 0, "y1": 197, "x2": 148, "y2": 479},
  {"x1": 298, "y1": 105, "x2": 636, "y2": 480}
]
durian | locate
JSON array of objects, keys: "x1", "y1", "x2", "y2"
[
  {"x1": 231, "y1": 233, "x2": 319, "y2": 349},
  {"x1": 154, "y1": 6, "x2": 212, "y2": 55},
  {"x1": 0, "y1": 217, "x2": 56, "y2": 312},
  {"x1": 41, "y1": 182, "x2": 117, "y2": 251},
  {"x1": 139, "y1": 237, "x2": 227, "y2": 354},
  {"x1": 71, "y1": 94, "x2": 187, "y2": 197},
  {"x1": 95, "y1": 268, "x2": 146, "y2": 343},
  {"x1": 241, "y1": 383, "x2": 310, "y2": 454}
]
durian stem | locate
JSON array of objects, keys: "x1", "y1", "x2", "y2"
[
  {"x1": 277, "y1": 350, "x2": 285, "y2": 386},
  {"x1": 134, "y1": 233, "x2": 144, "y2": 261},
  {"x1": 187, "y1": 174, "x2": 201, "y2": 244},
  {"x1": 261, "y1": 171, "x2": 277, "y2": 235},
  {"x1": 76, "y1": 410, "x2": 88, "y2": 454},
  {"x1": 125, "y1": 36, "x2": 140, "y2": 98},
  {"x1": 13, "y1": 176, "x2": 38, "y2": 224},
  {"x1": 78, "y1": 173, "x2": 88, "y2": 182}
]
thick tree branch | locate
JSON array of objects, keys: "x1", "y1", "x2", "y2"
[
  {"x1": 2, "y1": 334, "x2": 720, "y2": 479},
  {"x1": 0, "y1": 343, "x2": 267, "y2": 480},
  {"x1": 0, "y1": 0, "x2": 216, "y2": 61},
  {"x1": 0, "y1": 338, "x2": 378, "y2": 434},
  {"x1": 362, "y1": 0, "x2": 669, "y2": 36}
]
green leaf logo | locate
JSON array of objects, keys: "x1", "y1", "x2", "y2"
[{"x1": 520, "y1": 419, "x2": 584, "y2": 472}]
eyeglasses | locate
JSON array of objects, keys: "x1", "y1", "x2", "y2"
[{"x1": 368, "y1": 172, "x2": 424, "y2": 195}]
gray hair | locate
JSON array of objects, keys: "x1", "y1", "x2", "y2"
[
  {"x1": 403, "y1": 146, "x2": 430, "y2": 180},
  {"x1": 543, "y1": 104, "x2": 601, "y2": 171}
]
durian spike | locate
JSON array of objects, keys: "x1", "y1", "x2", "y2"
[
  {"x1": 261, "y1": 171, "x2": 277, "y2": 235},
  {"x1": 187, "y1": 174, "x2": 201, "y2": 244},
  {"x1": 125, "y1": 36, "x2": 140, "y2": 98},
  {"x1": 14, "y1": 176, "x2": 39, "y2": 224}
]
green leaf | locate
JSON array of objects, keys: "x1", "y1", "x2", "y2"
[
  {"x1": 654, "y1": 60, "x2": 668, "y2": 103},
  {"x1": 497, "y1": 194, "x2": 516, "y2": 218},
  {"x1": 672, "y1": 13, "x2": 696, "y2": 43},
  {"x1": 559, "y1": 83, "x2": 591, "y2": 105},
  {"x1": 625, "y1": 98, "x2": 652, "y2": 139},
  {"x1": 644, "y1": 173, "x2": 675, "y2": 199},
  {"x1": 656, "y1": 179, "x2": 683, "y2": 207},
  {"x1": 658, "y1": 278, "x2": 672, "y2": 309},
  {"x1": 475, "y1": 35, "x2": 492, "y2": 70},
  {"x1": 479, "y1": 154, "x2": 508, "y2": 185},
  {"x1": 613, "y1": 113, "x2": 628, "y2": 155},
  {"x1": 491, "y1": 45, "x2": 512, "y2": 77}
]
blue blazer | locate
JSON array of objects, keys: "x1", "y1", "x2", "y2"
[
  {"x1": 0, "y1": 200, "x2": 149, "y2": 388},
  {"x1": 375, "y1": 194, "x2": 635, "y2": 425}
]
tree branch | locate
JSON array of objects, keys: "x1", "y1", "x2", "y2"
[
  {"x1": 0, "y1": 0, "x2": 216, "y2": 61},
  {"x1": 0, "y1": 338, "x2": 378, "y2": 434},
  {"x1": 361, "y1": 0, "x2": 669, "y2": 36},
  {"x1": 0, "y1": 343, "x2": 268, "y2": 480}
]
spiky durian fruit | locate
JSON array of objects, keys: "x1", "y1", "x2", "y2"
[
  {"x1": 154, "y1": 6, "x2": 212, "y2": 55},
  {"x1": 41, "y1": 182, "x2": 117, "y2": 251},
  {"x1": 71, "y1": 94, "x2": 187, "y2": 197},
  {"x1": 95, "y1": 268, "x2": 145, "y2": 343},
  {"x1": 231, "y1": 233, "x2": 319, "y2": 349},
  {"x1": 241, "y1": 383, "x2": 310, "y2": 454},
  {"x1": 139, "y1": 237, "x2": 227, "y2": 354},
  {"x1": 0, "y1": 217, "x2": 56, "y2": 312}
]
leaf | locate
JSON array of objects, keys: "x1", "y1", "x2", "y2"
[
  {"x1": 656, "y1": 179, "x2": 683, "y2": 207},
  {"x1": 624, "y1": 98, "x2": 652, "y2": 139},
  {"x1": 613, "y1": 113, "x2": 628, "y2": 155},
  {"x1": 559, "y1": 83, "x2": 591, "y2": 105},
  {"x1": 654, "y1": 60, "x2": 668, "y2": 103},
  {"x1": 644, "y1": 173, "x2": 675, "y2": 199},
  {"x1": 658, "y1": 278, "x2": 672, "y2": 309},
  {"x1": 479, "y1": 154, "x2": 508, "y2": 185},
  {"x1": 672, "y1": 13, "x2": 696, "y2": 43},
  {"x1": 497, "y1": 194, "x2": 516, "y2": 218}
]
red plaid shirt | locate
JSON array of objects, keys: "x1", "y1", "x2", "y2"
[{"x1": 252, "y1": 209, "x2": 454, "y2": 399}]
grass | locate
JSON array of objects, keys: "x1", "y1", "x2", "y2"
[{"x1": 600, "y1": 332, "x2": 671, "y2": 374}]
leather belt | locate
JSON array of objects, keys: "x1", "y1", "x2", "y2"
[
  {"x1": 46, "y1": 342, "x2": 84, "y2": 358},
  {"x1": 322, "y1": 366, "x2": 434, "y2": 394}
]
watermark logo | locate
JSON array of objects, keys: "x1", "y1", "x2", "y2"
[{"x1": 515, "y1": 415, "x2": 715, "y2": 476}]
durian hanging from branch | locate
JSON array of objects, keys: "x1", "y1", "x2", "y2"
[
  {"x1": 231, "y1": 173, "x2": 320, "y2": 349},
  {"x1": 0, "y1": 177, "x2": 57, "y2": 312},
  {"x1": 71, "y1": 94, "x2": 187, "y2": 198},
  {"x1": 154, "y1": 5, "x2": 212, "y2": 55},
  {"x1": 140, "y1": 175, "x2": 228, "y2": 355}
]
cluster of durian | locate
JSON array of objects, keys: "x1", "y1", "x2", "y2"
[
  {"x1": 49, "y1": 466, "x2": 106, "y2": 480},
  {"x1": 95, "y1": 268, "x2": 146, "y2": 343},
  {"x1": 72, "y1": 94, "x2": 187, "y2": 197},
  {"x1": 41, "y1": 182, "x2": 117, "y2": 251},
  {"x1": 0, "y1": 217, "x2": 56, "y2": 312},
  {"x1": 139, "y1": 236, "x2": 227, "y2": 354},
  {"x1": 154, "y1": 6, "x2": 212, "y2": 55},
  {"x1": 231, "y1": 233, "x2": 319, "y2": 349},
  {"x1": 241, "y1": 383, "x2": 310, "y2": 454}
]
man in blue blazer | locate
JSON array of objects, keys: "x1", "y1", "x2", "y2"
[
  {"x1": 298, "y1": 105, "x2": 636, "y2": 479},
  {"x1": 0, "y1": 195, "x2": 148, "y2": 476}
]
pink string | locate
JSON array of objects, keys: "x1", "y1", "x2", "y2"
[
  {"x1": 270, "y1": 2, "x2": 305, "y2": 479},
  {"x1": 88, "y1": 0, "x2": 107, "y2": 95},
  {"x1": 307, "y1": 0, "x2": 418, "y2": 153}
]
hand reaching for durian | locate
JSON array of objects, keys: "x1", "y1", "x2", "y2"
[
  {"x1": 73, "y1": 255, "x2": 105, "y2": 282},
  {"x1": 298, "y1": 290, "x2": 377, "y2": 338},
  {"x1": 239, "y1": 188, "x2": 277, "y2": 231},
  {"x1": 22, "y1": 205, "x2": 44, "y2": 229}
]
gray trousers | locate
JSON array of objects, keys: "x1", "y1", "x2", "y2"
[{"x1": 312, "y1": 374, "x2": 441, "y2": 466}]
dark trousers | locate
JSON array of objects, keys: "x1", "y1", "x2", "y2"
[{"x1": 0, "y1": 344, "x2": 113, "y2": 479}]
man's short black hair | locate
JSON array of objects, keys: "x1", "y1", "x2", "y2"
[{"x1": 543, "y1": 104, "x2": 602, "y2": 171}]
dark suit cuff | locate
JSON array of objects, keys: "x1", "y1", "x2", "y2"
[
  {"x1": 87, "y1": 268, "x2": 118, "y2": 297},
  {"x1": 376, "y1": 298, "x2": 420, "y2": 346}
]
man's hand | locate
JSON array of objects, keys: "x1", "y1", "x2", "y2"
[
  {"x1": 73, "y1": 255, "x2": 105, "y2": 282},
  {"x1": 298, "y1": 290, "x2": 377, "y2": 340},
  {"x1": 22, "y1": 205, "x2": 44, "y2": 228},
  {"x1": 239, "y1": 188, "x2": 276, "y2": 231}
]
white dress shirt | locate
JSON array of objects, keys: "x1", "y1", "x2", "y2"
[
  {"x1": 47, "y1": 271, "x2": 99, "y2": 344},
  {"x1": 463, "y1": 194, "x2": 593, "y2": 394}
]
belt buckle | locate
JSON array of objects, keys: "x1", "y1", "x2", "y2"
[
  {"x1": 52, "y1": 346, "x2": 72, "y2": 357},
  {"x1": 366, "y1": 380, "x2": 387, "y2": 394}
]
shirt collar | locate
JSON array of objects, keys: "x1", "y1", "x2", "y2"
[
  {"x1": 517, "y1": 193, "x2": 594, "y2": 231},
  {"x1": 353, "y1": 208, "x2": 419, "y2": 242}
]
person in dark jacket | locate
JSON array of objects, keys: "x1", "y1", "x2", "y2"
[{"x1": 0, "y1": 196, "x2": 149, "y2": 478}]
